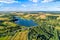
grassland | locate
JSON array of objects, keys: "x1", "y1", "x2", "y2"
[
  {"x1": 0, "y1": 12, "x2": 60, "y2": 40},
  {"x1": 11, "y1": 30, "x2": 28, "y2": 40}
]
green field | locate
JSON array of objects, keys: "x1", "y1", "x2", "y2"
[{"x1": 0, "y1": 12, "x2": 60, "y2": 40}]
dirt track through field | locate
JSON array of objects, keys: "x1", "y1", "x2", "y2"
[{"x1": 11, "y1": 30, "x2": 28, "y2": 40}]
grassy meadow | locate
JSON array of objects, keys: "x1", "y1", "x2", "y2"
[{"x1": 0, "y1": 12, "x2": 60, "y2": 40}]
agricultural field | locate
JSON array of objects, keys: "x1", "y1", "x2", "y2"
[{"x1": 0, "y1": 12, "x2": 60, "y2": 40}]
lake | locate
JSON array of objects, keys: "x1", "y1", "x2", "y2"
[{"x1": 14, "y1": 16, "x2": 37, "y2": 27}]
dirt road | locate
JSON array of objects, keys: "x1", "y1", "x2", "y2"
[{"x1": 11, "y1": 30, "x2": 28, "y2": 40}]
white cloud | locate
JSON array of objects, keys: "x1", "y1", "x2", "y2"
[
  {"x1": 21, "y1": 4, "x2": 26, "y2": 7},
  {"x1": 0, "y1": 0, "x2": 18, "y2": 3},
  {"x1": 41, "y1": 0, "x2": 53, "y2": 3},
  {"x1": 50, "y1": 7, "x2": 60, "y2": 11},
  {"x1": 42, "y1": 7, "x2": 60, "y2": 11},
  {"x1": 29, "y1": 0, "x2": 38, "y2": 3},
  {"x1": 0, "y1": 7, "x2": 20, "y2": 11}
]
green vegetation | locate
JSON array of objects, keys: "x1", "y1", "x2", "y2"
[{"x1": 0, "y1": 12, "x2": 60, "y2": 40}]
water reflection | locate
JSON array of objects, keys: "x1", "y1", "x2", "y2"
[{"x1": 14, "y1": 16, "x2": 37, "y2": 27}]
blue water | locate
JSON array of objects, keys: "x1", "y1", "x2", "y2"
[{"x1": 14, "y1": 17, "x2": 37, "y2": 27}]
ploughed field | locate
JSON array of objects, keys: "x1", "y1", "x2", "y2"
[{"x1": 0, "y1": 13, "x2": 60, "y2": 40}]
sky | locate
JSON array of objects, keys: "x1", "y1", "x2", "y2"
[{"x1": 0, "y1": 0, "x2": 60, "y2": 11}]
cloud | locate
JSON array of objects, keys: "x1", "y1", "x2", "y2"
[
  {"x1": 41, "y1": 0, "x2": 53, "y2": 3},
  {"x1": 0, "y1": 7, "x2": 20, "y2": 11},
  {"x1": 29, "y1": 0, "x2": 38, "y2": 3},
  {"x1": 21, "y1": 4, "x2": 26, "y2": 7},
  {"x1": 32, "y1": 4, "x2": 38, "y2": 6},
  {"x1": 52, "y1": 7, "x2": 60, "y2": 11},
  {"x1": 42, "y1": 7, "x2": 60, "y2": 11},
  {"x1": 0, "y1": 0, "x2": 18, "y2": 3}
]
